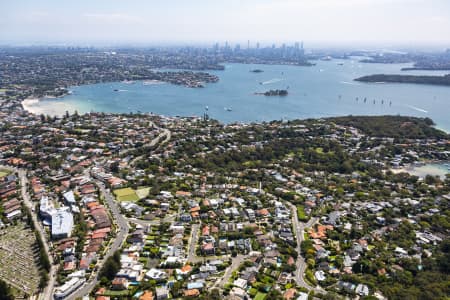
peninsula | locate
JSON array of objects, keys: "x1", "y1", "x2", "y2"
[
  {"x1": 354, "y1": 74, "x2": 450, "y2": 86},
  {"x1": 0, "y1": 46, "x2": 449, "y2": 300}
]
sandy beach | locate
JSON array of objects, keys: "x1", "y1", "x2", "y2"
[
  {"x1": 390, "y1": 162, "x2": 449, "y2": 179},
  {"x1": 21, "y1": 98, "x2": 42, "y2": 114},
  {"x1": 21, "y1": 96, "x2": 75, "y2": 116}
]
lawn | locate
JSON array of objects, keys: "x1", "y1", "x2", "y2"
[
  {"x1": 103, "y1": 290, "x2": 130, "y2": 296},
  {"x1": 0, "y1": 170, "x2": 10, "y2": 178},
  {"x1": 113, "y1": 187, "x2": 139, "y2": 202},
  {"x1": 254, "y1": 292, "x2": 267, "y2": 300},
  {"x1": 297, "y1": 206, "x2": 309, "y2": 221},
  {"x1": 135, "y1": 187, "x2": 150, "y2": 199},
  {"x1": 248, "y1": 288, "x2": 258, "y2": 297}
]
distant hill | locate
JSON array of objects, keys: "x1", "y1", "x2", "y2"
[
  {"x1": 354, "y1": 74, "x2": 450, "y2": 86},
  {"x1": 328, "y1": 115, "x2": 448, "y2": 139}
]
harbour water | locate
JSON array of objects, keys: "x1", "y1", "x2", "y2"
[{"x1": 24, "y1": 59, "x2": 450, "y2": 131}]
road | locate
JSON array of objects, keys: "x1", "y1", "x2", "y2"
[
  {"x1": 68, "y1": 124, "x2": 171, "y2": 298},
  {"x1": 67, "y1": 181, "x2": 130, "y2": 300},
  {"x1": 120, "y1": 121, "x2": 171, "y2": 160},
  {"x1": 214, "y1": 254, "x2": 245, "y2": 288},
  {"x1": 187, "y1": 224, "x2": 200, "y2": 263},
  {"x1": 287, "y1": 202, "x2": 324, "y2": 294},
  {"x1": 16, "y1": 168, "x2": 57, "y2": 300},
  {"x1": 128, "y1": 128, "x2": 171, "y2": 166}
]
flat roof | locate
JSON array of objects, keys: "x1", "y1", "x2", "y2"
[{"x1": 52, "y1": 210, "x2": 74, "y2": 237}]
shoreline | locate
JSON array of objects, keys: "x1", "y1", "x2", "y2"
[
  {"x1": 19, "y1": 91, "x2": 450, "y2": 134},
  {"x1": 21, "y1": 92, "x2": 71, "y2": 116},
  {"x1": 21, "y1": 97, "x2": 42, "y2": 115},
  {"x1": 390, "y1": 161, "x2": 449, "y2": 178}
]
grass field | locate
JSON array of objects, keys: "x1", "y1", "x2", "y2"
[
  {"x1": 136, "y1": 187, "x2": 150, "y2": 199},
  {"x1": 297, "y1": 206, "x2": 309, "y2": 221},
  {"x1": 113, "y1": 187, "x2": 139, "y2": 202},
  {"x1": 114, "y1": 186, "x2": 150, "y2": 201},
  {"x1": 0, "y1": 170, "x2": 10, "y2": 178},
  {"x1": 254, "y1": 292, "x2": 267, "y2": 300},
  {"x1": 103, "y1": 289, "x2": 130, "y2": 296}
]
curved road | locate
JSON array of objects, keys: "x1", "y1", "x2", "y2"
[
  {"x1": 67, "y1": 181, "x2": 129, "y2": 300},
  {"x1": 287, "y1": 202, "x2": 325, "y2": 294},
  {"x1": 69, "y1": 123, "x2": 171, "y2": 298},
  {"x1": 120, "y1": 121, "x2": 171, "y2": 158},
  {"x1": 128, "y1": 128, "x2": 171, "y2": 166}
]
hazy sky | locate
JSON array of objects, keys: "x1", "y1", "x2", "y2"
[{"x1": 1, "y1": 0, "x2": 450, "y2": 47}]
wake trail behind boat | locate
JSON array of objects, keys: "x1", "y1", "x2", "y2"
[
  {"x1": 340, "y1": 81, "x2": 360, "y2": 85},
  {"x1": 405, "y1": 105, "x2": 428, "y2": 113},
  {"x1": 261, "y1": 78, "x2": 284, "y2": 85}
]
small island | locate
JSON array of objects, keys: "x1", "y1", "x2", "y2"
[
  {"x1": 250, "y1": 69, "x2": 264, "y2": 73},
  {"x1": 354, "y1": 74, "x2": 450, "y2": 86},
  {"x1": 255, "y1": 89, "x2": 288, "y2": 96}
]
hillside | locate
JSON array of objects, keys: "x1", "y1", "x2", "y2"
[{"x1": 329, "y1": 115, "x2": 448, "y2": 139}]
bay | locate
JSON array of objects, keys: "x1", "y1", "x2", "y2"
[{"x1": 27, "y1": 59, "x2": 450, "y2": 132}]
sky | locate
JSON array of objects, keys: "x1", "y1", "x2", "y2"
[{"x1": 1, "y1": 0, "x2": 450, "y2": 47}]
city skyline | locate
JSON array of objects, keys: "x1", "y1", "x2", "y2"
[{"x1": 1, "y1": 0, "x2": 450, "y2": 47}]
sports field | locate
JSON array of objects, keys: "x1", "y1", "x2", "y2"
[
  {"x1": 114, "y1": 186, "x2": 151, "y2": 202},
  {"x1": 113, "y1": 187, "x2": 139, "y2": 201}
]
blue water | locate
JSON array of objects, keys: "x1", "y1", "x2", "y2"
[{"x1": 30, "y1": 59, "x2": 450, "y2": 131}]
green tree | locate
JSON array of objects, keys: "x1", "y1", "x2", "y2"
[
  {"x1": 0, "y1": 280, "x2": 13, "y2": 300},
  {"x1": 98, "y1": 251, "x2": 121, "y2": 281}
]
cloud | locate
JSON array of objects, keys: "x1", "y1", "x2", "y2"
[{"x1": 0, "y1": 0, "x2": 449, "y2": 45}]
